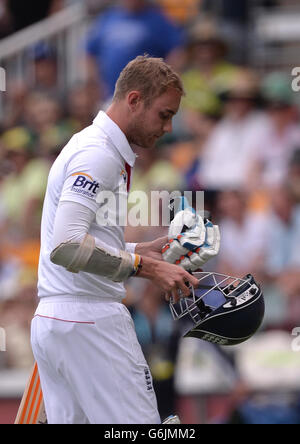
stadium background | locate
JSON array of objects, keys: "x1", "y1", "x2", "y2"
[{"x1": 1, "y1": 0, "x2": 300, "y2": 424}]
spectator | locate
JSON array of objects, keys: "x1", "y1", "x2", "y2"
[
  {"x1": 66, "y1": 82, "x2": 102, "y2": 131},
  {"x1": 1, "y1": 92, "x2": 63, "y2": 150},
  {"x1": 0, "y1": 135, "x2": 48, "y2": 372},
  {"x1": 28, "y1": 43, "x2": 60, "y2": 98},
  {"x1": 227, "y1": 330, "x2": 300, "y2": 424},
  {"x1": 24, "y1": 92, "x2": 61, "y2": 136},
  {"x1": 247, "y1": 73, "x2": 300, "y2": 192},
  {"x1": 84, "y1": 0, "x2": 184, "y2": 98},
  {"x1": 168, "y1": 109, "x2": 220, "y2": 191},
  {"x1": 0, "y1": 129, "x2": 50, "y2": 240},
  {"x1": 1, "y1": 80, "x2": 28, "y2": 131},
  {"x1": 158, "y1": 0, "x2": 200, "y2": 25},
  {"x1": 263, "y1": 186, "x2": 300, "y2": 327},
  {"x1": 129, "y1": 145, "x2": 184, "y2": 200},
  {"x1": 215, "y1": 190, "x2": 268, "y2": 281},
  {"x1": 21, "y1": 92, "x2": 74, "y2": 157},
  {"x1": 2, "y1": 44, "x2": 61, "y2": 131},
  {"x1": 201, "y1": 0, "x2": 256, "y2": 64},
  {"x1": 264, "y1": 187, "x2": 300, "y2": 286},
  {"x1": 0, "y1": 283, "x2": 37, "y2": 369},
  {"x1": 181, "y1": 17, "x2": 240, "y2": 117},
  {"x1": 287, "y1": 148, "x2": 300, "y2": 204},
  {"x1": 0, "y1": 251, "x2": 21, "y2": 304},
  {"x1": 196, "y1": 68, "x2": 267, "y2": 190}
]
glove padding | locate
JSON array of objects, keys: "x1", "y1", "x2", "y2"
[{"x1": 162, "y1": 209, "x2": 221, "y2": 271}]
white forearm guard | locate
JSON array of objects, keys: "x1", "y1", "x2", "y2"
[{"x1": 50, "y1": 234, "x2": 141, "y2": 282}]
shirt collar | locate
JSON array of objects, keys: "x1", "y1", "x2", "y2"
[{"x1": 93, "y1": 110, "x2": 136, "y2": 167}]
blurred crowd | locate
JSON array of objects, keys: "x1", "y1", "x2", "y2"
[{"x1": 1, "y1": 0, "x2": 300, "y2": 424}]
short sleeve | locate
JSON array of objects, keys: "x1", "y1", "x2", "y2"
[{"x1": 60, "y1": 146, "x2": 117, "y2": 214}]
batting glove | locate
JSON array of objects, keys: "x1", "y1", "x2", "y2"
[{"x1": 162, "y1": 209, "x2": 221, "y2": 271}]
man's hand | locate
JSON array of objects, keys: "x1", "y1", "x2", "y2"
[
  {"x1": 135, "y1": 236, "x2": 168, "y2": 262},
  {"x1": 137, "y1": 256, "x2": 199, "y2": 303}
]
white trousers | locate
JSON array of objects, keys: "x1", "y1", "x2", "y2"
[{"x1": 31, "y1": 296, "x2": 160, "y2": 424}]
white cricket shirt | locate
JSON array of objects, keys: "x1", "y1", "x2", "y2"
[{"x1": 38, "y1": 111, "x2": 137, "y2": 300}]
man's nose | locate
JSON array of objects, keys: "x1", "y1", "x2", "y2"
[{"x1": 163, "y1": 120, "x2": 173, "y2": 133}]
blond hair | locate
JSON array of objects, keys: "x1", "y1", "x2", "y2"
[{"x1": 113, "y1": 55, "x2": 184, "y2": 106}]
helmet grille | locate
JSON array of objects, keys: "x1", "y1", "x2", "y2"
[{"x1": 169, "y1": 272, "x2": 253, "y2": 324}]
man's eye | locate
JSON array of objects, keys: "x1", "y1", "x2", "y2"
[{"x1": 160, "y1": 113, "x2": 169, "y2": 120}]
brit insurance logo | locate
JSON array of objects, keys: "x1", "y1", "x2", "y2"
[{"x1": 71, "y1": 172, "x2": 100, "y2": 199}]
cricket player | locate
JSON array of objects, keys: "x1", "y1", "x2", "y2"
[{"x1": 31, "y1": 56, "x2": 219, "y2": 424}]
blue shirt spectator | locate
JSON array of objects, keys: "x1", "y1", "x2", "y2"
[
  {"x1": 85, "y1": 1, "x2": 184, "y2": 98},
  {"x1": 266, "y1": 204, "x2": 300, "y2": 275}
]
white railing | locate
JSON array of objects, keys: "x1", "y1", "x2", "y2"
[
  {"x1": 0, "y1": 2, "x2": 91, "y2": 118},
  {"x1": 0, "y1": 3, "x2": 87, "y2": 59},
  {"x1": 254, "y1": 7, "x2": 300, "y2": 42},
  {"x1": 250, "y1": 5, "x2": 300, "y2": 70}
]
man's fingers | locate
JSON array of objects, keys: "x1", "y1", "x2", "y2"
[
  {"x1": 153, "y1": 236, "x2": 168, "y2": 251},
  {"x1": 165, "y1": 292, "x2": 171, "y2": 302},
  {"x1": 158, "y1": 235, "x2": 168, "y2": 245},
  {"x1": 171, "y1": 289, "x2": 181, "y2": 304},
  {"x1": 165, "y1": 289, "x2": 182, "y2": 303},
  {"x1": 161, "y1": 266, "x2": 199, "y2": 302},
  {"x1": 177, "y1": 279, "x2": 191, "y2": 297},
  {"x1": 184, "y1": 272, "x2": 199, "y2": 288}
]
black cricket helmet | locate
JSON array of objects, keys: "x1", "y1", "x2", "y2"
[{"x1": 169, "y1": 272, "x2": 265, "y2": 346}]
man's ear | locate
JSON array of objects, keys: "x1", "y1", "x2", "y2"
[{"x1": 127, "y1": 90, "x2": 142, "y2": 111}]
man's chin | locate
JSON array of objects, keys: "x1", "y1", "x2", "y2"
[{"x1": 131, "y1": 140, "x2": 156, "y2": 150}]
